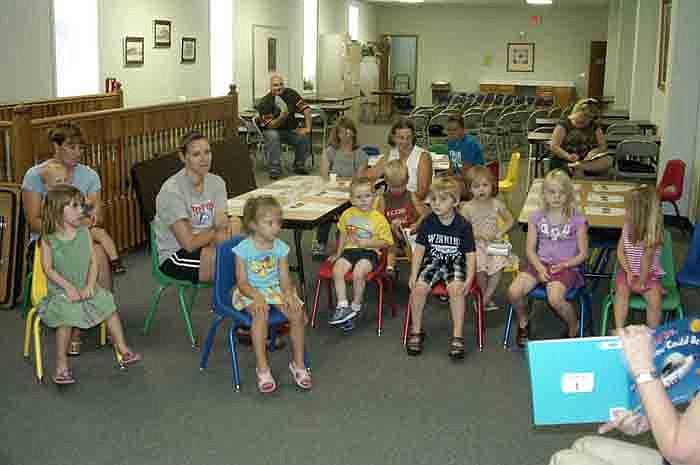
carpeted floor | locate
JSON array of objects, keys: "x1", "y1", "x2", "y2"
[{"x1": 1, "y1": 122, "x2": 694, "y2": 465}]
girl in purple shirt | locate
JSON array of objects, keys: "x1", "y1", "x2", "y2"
[{"x1": 507, "y1": 170, "x2": 589, "y2": 347}]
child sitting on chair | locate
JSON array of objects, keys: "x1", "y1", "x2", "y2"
[
  {"x1": 406, "y1": 177, "x2": 476, "y2": 360},
  {"x1": 328, "y1": 177, "x2": 393, "y2": 326},
  {"x1": 40, "y1": 160, "x2": 126, "y2": 274},
  {"x1": 376, "y1": 160, "x2": 420, "y2": 274}
]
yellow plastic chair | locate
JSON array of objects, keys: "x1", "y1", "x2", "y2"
[
  {"x1": 22, "y1": 243, "x2": 119, "y2": 383},
  {"x1": 498, "y1": 152, "x2": 521, "y2": 212}
]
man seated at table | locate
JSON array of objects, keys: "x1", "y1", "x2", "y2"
[
  {"x1": 446, "y1": 114, "x2": 484, "y2": 195},
  {"x1": 256, "y1": 73, "x2": 312, "y2": 180}
]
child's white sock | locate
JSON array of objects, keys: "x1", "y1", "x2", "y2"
[
  {"x1": 351, "y1": 302, "x2": 362, "y2": 314},
  {"x1": 337, "y1": 299, "x2": 349, "y2": 308}
]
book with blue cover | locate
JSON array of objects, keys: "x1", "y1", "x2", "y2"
[{"x1": 527, "y1": 318, "x2": 700, "y2": 425}]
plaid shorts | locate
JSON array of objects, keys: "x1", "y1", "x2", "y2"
[{"x1": 417, "y1": 255, "x2": 467, "y2": 287}]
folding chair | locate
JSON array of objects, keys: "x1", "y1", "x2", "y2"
[
  {"x1": 656, "y1": 160, "x2": 686, "y2": 226},
  {"x1": 199, "y1": 236, "x2": 309, "y2": 391}
]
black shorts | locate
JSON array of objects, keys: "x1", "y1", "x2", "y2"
[
  {"x1": 339, "y1": 248, "x2": 379, "y2": 269},
  {"x1": 160, "y1": 248, "x2": 202, "y2": 283}
]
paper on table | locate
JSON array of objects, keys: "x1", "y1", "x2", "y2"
[
  {"x1": 588, "y1": 192, "x2": 625, "y2": 203},
  {"x1": 584, "y1": 206, "x2": 626, "y2": 216},
  {"x1": 307, "y1": 189, "x2": 350, "y2": 200},
  {"x1": 592, "y1": 184, "x2": 635, "y2": 193},
  {"x1": 284, "y1": 201, "x2": 336, "y2": 213}
]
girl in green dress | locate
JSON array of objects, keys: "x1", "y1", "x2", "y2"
[{"x1": 38, "y1": 185, "x2": 141, "y2": 384}]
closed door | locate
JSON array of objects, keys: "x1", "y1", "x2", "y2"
[
  {"x1": 587, "y1": 41, "x2": 606, "y2": 98},
  {"x1": 253, "y1": 25, "x2": 289, "y2": 103}
]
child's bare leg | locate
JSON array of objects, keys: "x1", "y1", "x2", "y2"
[
  {"x1": 105, "y1": 311, "x2": 132, "y2": 354},
  {"x1": 410, "y1": 281, "x2": 430, "y2": 333},
  {"x1": 507, "y1": 272, "x2": 538, "y2": 328},
  {"x1": 55, "y1": 326, "x2": 71, "y2": 373},
  {"x1": 91, "y1": 227, "x2": 119, "y2": 260},
  {"x1": 250, "y1": 309, "x2": 270, "y2": 371},
  {"x1": 477, "y1": 272, "x2": 488, "y2": 300},
  {"x1": 484, "y1": 271, "x2": 502, "y2": 305},
  {"x1": 387, "y1": 249, "x2": 396, "y2": 270},
  {"x1": 285, "y1": 306, "x2": 306, "y2": 369},
  {"x1": 71, "y1": 327, "x2": 81, "y2": 342},
  {"x1": 546, "y1": 282, "x2": 578, "y2": 337},
  {"x1": 643, "y1": 287, "x2": 663, "y2": 328},
  {"x1": 447, "y1": 280, "x2": 466, "y2": 338},
  {"x1": 332, "y1": 258, "x2": 352, "y2": 304},
  {"x1": 351, "y1": 259, "x2": 373, "y2": 306},
  {"x1": 613, "y1": 283, "x2": 631, "y2": 330}
]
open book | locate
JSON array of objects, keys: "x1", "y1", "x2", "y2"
[{"x1": 527, "y1": 318, "x2": 700, "y2": 425}]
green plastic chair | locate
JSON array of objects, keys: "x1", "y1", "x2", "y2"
[
  {"x1": 429, "y1": 144, "x2": 448, "y2": 155},
  {"x1": 600, "y1": 230, "x2": 685, "y2": 335},
  {"x1": 143, "y1": 222, "x2": 213, "y2": 347}
]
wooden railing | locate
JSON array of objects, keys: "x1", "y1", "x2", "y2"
[
  {"x1": 0, "y1": 90, "x2": 123, "y2": 121},
  {"x1": 10, "y1": 86, "x2": 239, "y2": 253}
]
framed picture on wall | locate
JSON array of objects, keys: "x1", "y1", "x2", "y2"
[
  {"x1": 657, "y1": 0, "x2": 672, "y2": 91},
  {"x1": 124, "y1": 36, "x2": 144, "y2": 66},
  {"x1": 507, "y1": 42, "x2": 535, "y2": 72},
  {"x1": 154, "y1": 20, "x2": 172, "y2": 48},
  {"x1": 181, "y1": 37, "x2": 196, "y2": 63}
]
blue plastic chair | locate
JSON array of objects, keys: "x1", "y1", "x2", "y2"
[
  {"x1": 502, "y1": 279, "x2": 591, "y2": 348},
  {"x1": 199, "y1": 236, "x2": 309, "y2": 391},
  {"x1": 677, "y1": 223, "x2": 700, "y2": 289}
]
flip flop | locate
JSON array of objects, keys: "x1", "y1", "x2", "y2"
[
  {"x1": 67, "y1": 341, "x2": 81, "y2": 356},
  {"x1": 256, "y1": 369, "x2": 277, "y2": 394},
  {"x1": 288, "y1": 361, "x2": 312, "y2": 390},
  {"x1": 53, "y1": 369, "x2": 75, "y2": 385}
]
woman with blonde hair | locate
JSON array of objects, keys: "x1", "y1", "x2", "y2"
[{"x1": 550, "y1": 99, "x2": 612, "y2": 177}]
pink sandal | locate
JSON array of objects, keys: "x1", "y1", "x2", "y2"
[
  {"x1": 53, "y1": 368, "x2": 76, "y2": 385},
  {"x1": 288, "y1": 361, "x2": 312, "y2": 390},
  {"x1": 256, "y1": 368, "x2": 277, "y2": 393}
]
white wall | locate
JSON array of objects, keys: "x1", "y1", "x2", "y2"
[
  {"x1": 0, "y1": 0, "x2": 54, "y2": 103},
  {"x1": 100, "y1": 0, "x2": 211, "y2": 107},
  {"x1": 376, "y1": 5, "x2": 608, "y2": 106}
]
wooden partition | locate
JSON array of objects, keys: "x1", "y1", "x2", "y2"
[
  {"x1": 10, "y1": 87, "x2": 239, "y2": 253},
  {"x1": 0, "y1": 90, "x2": 123, "y2": 121}
]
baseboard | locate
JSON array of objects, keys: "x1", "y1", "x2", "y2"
[{"x1": 663, "y1": 214, "x2": 693, "y2": 231}]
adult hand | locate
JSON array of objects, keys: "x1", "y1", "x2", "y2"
[
  {"x1": 567, "y1": 153, "x2": 580, "y2": 163},
  {"x1": 296, "y1": 127, "x2": 311, "y2": 137},
  {"x1": 618, "y1": 325, "x2": 657, "y2": 377},
  {"x1": 598, "y1": 410, "x2": 651, "y2": 436}
]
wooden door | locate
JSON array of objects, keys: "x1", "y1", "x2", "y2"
[{"x1": 587, "y1": 41, "x2": 606, "y2": 98}]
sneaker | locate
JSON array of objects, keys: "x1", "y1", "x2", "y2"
[
  {"x1": 328, "y1": 305, "x2": 358, "y2": 325},
  {"x1": 311, "y1": 241, "x2": 326, "y2": 258},
  {"x1": 438, "y1": 295, "x2": 449, "y2": 303},
  {"x1": 516, "y1": 324, "x2": 530, "y2": 349},
  {"x1": 110, "y1": 258, "x2": 127, "y2": 274},
  {"x1": 485, "y1": 301, "x2": 499, "y2": 312},
  {"x1": 340, "y1": 319, "x2": 355, "y2": 332},
  {"x1": 294, "y1": 165, "x2": 310, "y2": 175}
]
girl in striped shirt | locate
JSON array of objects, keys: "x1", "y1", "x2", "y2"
[{"x1": 613, "y1": 185, "x2": 665, "y2": 331}]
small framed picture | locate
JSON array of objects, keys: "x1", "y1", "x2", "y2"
[
  {"x1": 181, "y1": 37, "x2": 196, "y2": 63},
  {"x1": 154, "y1": 20, "x2": 172, "y2": 48},
  {"x1": 507, "y1": 42, "x2": 535, "y2": 72},
  {"x1": 124, "y1": 36, "x2": 144, "y2": 66}
]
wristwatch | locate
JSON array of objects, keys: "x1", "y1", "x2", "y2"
[{"x1": 635, "y1": 371, "x2": 658, "y2": 385}]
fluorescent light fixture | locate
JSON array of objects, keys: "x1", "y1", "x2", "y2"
[
  {"x1": 526, "y1": 0, "x2": 553, "y2": 4},
  {"x1": 397, "y1": 0, "x2": 425, "y2": 3}
]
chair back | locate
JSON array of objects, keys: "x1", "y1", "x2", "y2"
[
  {"x1": 615, "y1": 139, "x2": 659, "y2": 160},
  {"x1": 548, "y1": 107, "x2": 562, "y2": 119},
  {"x1": 30, "y1": 243, "x2": 48, "y2": 307},
  {"x1": 429, "y1": 144, "x2": 448, "y2": 155},
  {"x1": 527, "y1": 109, "x2": 549, "y2": 131},
  {"x1": 659, "y1": 230, "x2": 678, "y2": 291},
  {"x1": 678, "y1": 224, "x2": 700, "y2": 284},
  {"x1": 606, "y1": 122, "x2": 643, "y2": 136},
  {"x1": 656, "y1": 159, "x2": 685, "y2": 201},
  {"x1": 213, "y1": 236, "x2": 245, "y2": 312},
  {"x1": 504, "y1": 152, "x2": 521, "y2": 184},
  {"x1": 463, "y1": 112, "x2": 482, "y2": 131},
  {"x1": 482, "y1": 106, "x2": 502, "y2": 127},
  {"x1": 149, "y1": 222, "x2": 164, "y2": 277}
]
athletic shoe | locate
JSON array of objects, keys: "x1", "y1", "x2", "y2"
[{"x1": 328, "y1": 305, "x2": 357, "y2": 325}]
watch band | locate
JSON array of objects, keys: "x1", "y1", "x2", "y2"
[{"x1": 635, "y1": 371, "x2": 658, "y2": 384}]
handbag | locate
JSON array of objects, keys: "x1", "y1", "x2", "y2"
[{"x1": 486, "y1": 239, "x2": 512, "y2": 257}]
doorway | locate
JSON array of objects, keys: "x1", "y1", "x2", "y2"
[
  {"x1": 385, "y1": 34, "x2": 417, "y2": 110},
  {"x1": 587, "y1": 41, "x2": 606, "y2": 98},
  {"x1": 252, "y1": 25, "x2": 290, "y2": 104}
]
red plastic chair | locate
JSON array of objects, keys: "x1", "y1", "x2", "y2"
[
  {"x1": 656, "y1": 159, "x2": 685, "y2": 223},
  {"x1": 401, "y1": 280, "x2": 486, "y2": 351},
  {"x1": 310, "y1": 250, "x2": 397, "y2": 335}
]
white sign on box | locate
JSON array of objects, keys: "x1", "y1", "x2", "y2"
[
  {"x1": 588, "y1": 193, "x2": 625, "y2": 203},
  {"x1": 584, "y1": 206, "x2": 626, "y2": 216}
]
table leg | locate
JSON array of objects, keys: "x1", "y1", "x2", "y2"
[{"x1": 293, "y1": 229, "x2": 307, "y2": 305}]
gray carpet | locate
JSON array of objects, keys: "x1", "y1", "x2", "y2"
[{"x1": 2, "y1": 124, "x2": 694, "y2": 465}]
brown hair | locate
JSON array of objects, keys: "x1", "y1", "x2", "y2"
[
  {"x1": 350, "y1": 176, "x2": 374, "y2": 195},
  {"x1": 383, "y1": 160, "x2": 409, "y2": 187},
  {"x1": 571, "y1": 98, "x2": 599, "y2": 122},
  {"x1": 241, "y1": 195, "x2": 283, "y2": 234},
  {"x1": 41, "y1": 184, "x2": 84, "y2": 237},
  {"x1": 178, "y1": 130, "x2": 208, "y2": 155},
  {"x1": 626, "y1": 185, "x2": 664, "y2": 247},
  {"x1": 387, "y1": 118, "x2": 417, "y2": 147},
  {"x1": 48, "y1": 122, "x2": 82, "y2": 146},
  {"x1": 447, "y1": 114, "x2": 464, "y2": 128},
  {"x1": 327, "y1": 116, "x2": 358, "y2": 150},
  {"x1": 429, "y1": 176, "x2": 461, "y2": 203},
  {"x1": 465, "y1": 165, "x2": 497, "y2": 198}
]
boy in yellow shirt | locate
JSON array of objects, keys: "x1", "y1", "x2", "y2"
[{"x1": 328, "y1": 177, "x2": 394, "y2": 325}]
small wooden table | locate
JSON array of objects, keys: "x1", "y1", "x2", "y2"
[{"x1": 228, "y1": 176, "x2": 352, "y2": 303}]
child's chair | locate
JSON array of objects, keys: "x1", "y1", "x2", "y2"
[
  {"x1": 310, "y1": 249, "x2": 397, "y2": 336},
  {"x1": 502, "y1": 273, "x2": 591, "y2": 348},
  {"x1": 656, "y1": 160, "x2": 686, "y2": 230},
  {"x1": 22, "y1": 243, "x2": 120, "y2": 383},
  {"x1": 498, "y1": 152, "x2": 521, "y2": 212},
  {"x1": 401, "y1": 279, "x2": 486, "y2": 351},
  {"x1": 143, "y1": 222, "x2": 213, "y2": 348},
  {"x1": 599, "y1": 230, "x2": 685, "y2": 335},
  {"x1": 199, "y1": 236, "x2": 309, "y2": 391}
]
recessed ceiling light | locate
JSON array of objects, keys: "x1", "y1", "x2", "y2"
[
  {"x1": 526, "y1": 0, "x2": 553, "y2": 5},
  {"x1": 396, "y1": 0, "x2": 425, "y2": 3}
]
